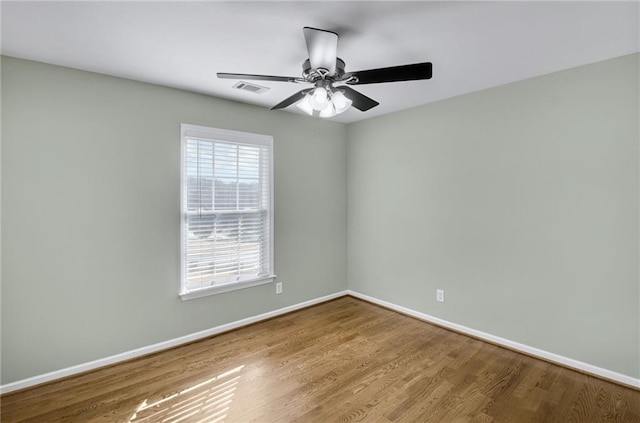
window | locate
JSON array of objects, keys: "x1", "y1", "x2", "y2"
[{"x1": 180, "y1": 124, "x2": 274, "y2": 300}]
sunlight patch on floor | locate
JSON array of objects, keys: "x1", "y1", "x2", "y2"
[{"x1": 128, "y1": 365, "x2": 245, "y2": 422}]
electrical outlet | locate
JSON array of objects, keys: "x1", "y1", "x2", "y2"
[
  {"x1": 436, "y1": 289, "x2": 445, "y2": 303},
  {"x1": 276, "y1": 282, "x2": 283, "y2": 294}
]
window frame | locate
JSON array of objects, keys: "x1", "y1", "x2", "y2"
[{"x1": 179, "y1": 124, "x2": 275, "y2": 301}]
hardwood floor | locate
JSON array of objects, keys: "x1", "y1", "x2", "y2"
[{"x1": 1, "y1": 296, "x2": 639, "y2": 422}]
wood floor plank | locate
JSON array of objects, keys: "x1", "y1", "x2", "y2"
[{"x1": 1, "y1": 296, "x2": 638, "y2": 423}]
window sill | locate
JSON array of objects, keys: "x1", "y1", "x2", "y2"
[{"x1": 179, "y1": 275, "x2": 276, "y2": 301}]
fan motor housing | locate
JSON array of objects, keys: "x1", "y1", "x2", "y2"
[{"x1": 302, "y1": 58, "x2": 346, "y2": 82}]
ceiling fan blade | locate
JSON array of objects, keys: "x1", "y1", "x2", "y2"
[
  {"x1": 217, "y1": 72, "x2": 301, "y2": 83},
  {"x1": 338, "y1": 86, "x2": 379, "y2": 112},
  {"x1": 303, "y1": 27, "x2": 338, "y2": 74},
  {"x1": 271, "y1": 88, "x2": 314, "y2": 110},
  {"x1": 347, "y1": 62, "x2": 432, "y2": 85}
]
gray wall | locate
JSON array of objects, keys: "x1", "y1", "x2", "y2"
[
  {"x1": 348, "y1": 53, "x2": 640, "y2": 378},
  {"x1": 1, "y1": 57, "x2": 348, "y2": 384}
]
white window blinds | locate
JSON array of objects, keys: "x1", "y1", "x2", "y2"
[{"x1": 180, "y1": 124, "x2": 274, "y2": 299}]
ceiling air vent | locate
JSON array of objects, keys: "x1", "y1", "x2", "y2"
[{"x1": 232, "y1": 81, "x2": 270, "y2": 94}]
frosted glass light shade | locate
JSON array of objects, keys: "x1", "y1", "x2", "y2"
[
  {"x1": 296, "y1": 95, "x2": 314, "y2": 115},
  {"x1": 319, "y1": 103, "x2": 337, "y2": 118},
  {"x1": 332, "y1": 91, "x2": 352, "y2": 113},
  {"x1": 309, "y1": 87, "x2": 329, "y2": 110}
]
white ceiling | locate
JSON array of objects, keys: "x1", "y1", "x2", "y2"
[{"x1": 1, "y1": 1, "x2": 639, "y2": 123}]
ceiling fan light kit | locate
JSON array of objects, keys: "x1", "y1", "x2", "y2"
[
  {"x1": 218, "y1": 27, "x2": 433, "y2": 118},
  {"x1": 295, "y1": 83, "x2": 353, "y2": 118}
]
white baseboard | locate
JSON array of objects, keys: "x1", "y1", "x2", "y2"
[
  {"x1": 0, "y1": 290, "x2": 349, "y2": 394},
  {"x1": 3, "y1": 289, "x2": 638, "y2": 394},
  {"x1": 347, "y1": 290, "x2": 640, "y2": 390}
]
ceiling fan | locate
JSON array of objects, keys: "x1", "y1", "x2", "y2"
[{"x1": 217, "y1": 27, "x2": 433, "y2": 118}]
